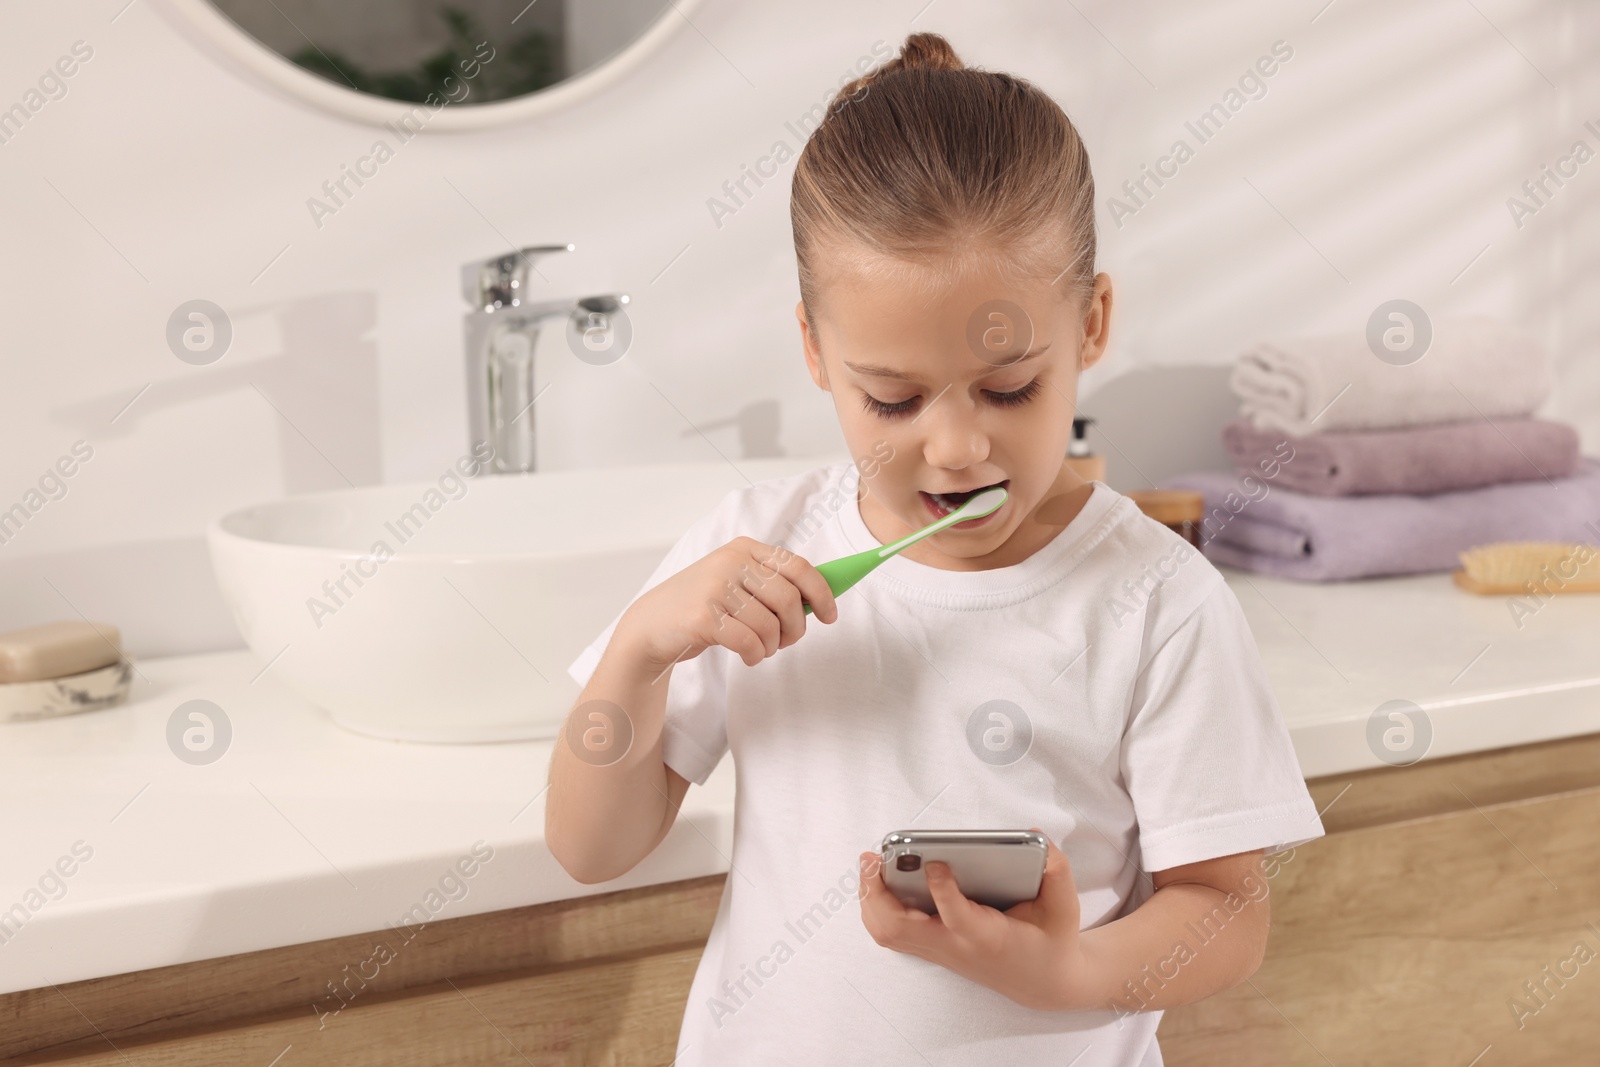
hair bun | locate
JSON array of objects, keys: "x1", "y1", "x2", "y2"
[
  {"x1": 894, "y1": 32, "x2": 964, "y2": 72},
  {"x1": 832, "y1": 32, "x2": 963, "y2": 105}
]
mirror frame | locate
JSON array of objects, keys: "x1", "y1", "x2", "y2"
[{"x1": 149, "y1": 0, "x2": 705, "y2": 131}]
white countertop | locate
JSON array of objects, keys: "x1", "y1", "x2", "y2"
[{"x1": 3, "y1": 568, "x2": 1598, "y2": 995}]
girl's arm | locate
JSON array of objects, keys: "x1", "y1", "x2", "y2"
[
  {"x1": 1076, "y1": 850, "x2": 1271, "y2": 1012},
  {"x1": 547, "y1": 537, "x2": 838, "y2": 884},
  {"x1": 545, "y1": 632, "x2": 692, "y2": 884},
  {"x1": 858, "y1": 836, "x2": 1272, "y2": 1013}
]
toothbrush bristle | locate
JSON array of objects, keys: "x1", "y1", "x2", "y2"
[{"x1": 962, "y1": 486, "x2": 1007, "y2": 518}]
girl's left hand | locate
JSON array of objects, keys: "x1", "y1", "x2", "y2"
[{"x1": 857, "y1": 829, "x2": 1087, "y2": 1011}]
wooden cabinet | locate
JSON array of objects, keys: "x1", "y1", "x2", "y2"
[
  {"x1": 6, "y1": 735, "x2": 1599, "y2": 1065},
  {"x1": 0, "y1": 876, "x2": 725, "y2": 1065},
  {"x1": 1159, "y1": 732, "x2": 1600, "y2": 1065}
]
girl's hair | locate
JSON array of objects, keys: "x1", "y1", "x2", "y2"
[{"x1": 792, "y1": 32, "x2": 1097, "y2": 333}]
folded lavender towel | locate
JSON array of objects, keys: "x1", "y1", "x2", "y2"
[
  {"x1": 1167, "y1": 459, "x2": 1600, "y2": 581},
  {"x1": 1222, "y1": 418, "x2": 1581, "y2": 496}
]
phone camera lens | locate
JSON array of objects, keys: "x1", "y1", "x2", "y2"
[{"x1": 896, "y1": 853, "x2": 921, "y2": 872}]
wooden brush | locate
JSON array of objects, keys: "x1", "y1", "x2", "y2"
[{"x1": 1453, "y1": 541, "x2": 1600, "y2": 595}]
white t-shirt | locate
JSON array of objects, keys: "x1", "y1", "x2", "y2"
[{"x1": 568, "y1": 461, "x2": 1323, "y2": 1067}]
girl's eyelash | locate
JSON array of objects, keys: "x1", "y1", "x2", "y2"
[
  {"x1": 860, "y1": 378, "x2": 1043, "y2": 419},
  {"x1": 860, "y1": 393, "x2": 920, "y2": 418},
  {"x1": 986, "y1": 378, "x2": 1043, "y2": 407}
]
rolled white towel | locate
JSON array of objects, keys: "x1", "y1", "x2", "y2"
[{"x1": 1230, "y1": 317, "x2": 1552, "y2": 436}]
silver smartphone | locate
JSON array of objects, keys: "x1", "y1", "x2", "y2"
[{"x1": 879, "y1": 829, "x2": 1048, "y2": 914}]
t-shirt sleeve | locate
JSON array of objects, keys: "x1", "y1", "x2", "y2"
[
  {"x1": 1122, "y1": 579, "x2": 1325, "y2": 873},
  {"x1": 566, "y1": 495, "x2": 736, "y2": 787}
]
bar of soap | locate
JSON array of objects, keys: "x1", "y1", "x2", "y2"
[{"x1": 0, "y1": 621, "x2": 123, "y2": 683}]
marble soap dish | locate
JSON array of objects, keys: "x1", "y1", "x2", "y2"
[
  {"x1": 0, "y1": 659, "x2": 135, "y2": 723},
  {"x1": 0, "y1": 620, "x2": 134, "y2": 724}
]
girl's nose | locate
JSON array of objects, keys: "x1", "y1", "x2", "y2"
[{"x1": 918, "y1": 393, "x2": 990, "y2": 471}]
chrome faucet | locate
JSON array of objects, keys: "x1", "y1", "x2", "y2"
[{"x1": 461, "y1": 244, "x2": 630, "y2": 473}]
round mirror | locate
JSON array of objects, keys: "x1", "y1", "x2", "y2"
[{"x1": 153, "y1": 0, "x2": 699, "y2": 130}]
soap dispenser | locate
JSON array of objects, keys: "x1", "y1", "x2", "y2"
[{"x1": 1065, "y1": 416, "x2": 1104, "y2": 482}]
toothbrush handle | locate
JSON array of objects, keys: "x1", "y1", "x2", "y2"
[
  {"x1": 802, "y1": 550, "x2": 884, "y2": 616},
  {"x1": 799, "y1": 490, "x2": 1003, "y2": 614}
]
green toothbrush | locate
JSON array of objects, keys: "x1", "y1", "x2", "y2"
[{"x1": 803, "y1": 485, "x2": 1009, "y2": 614}]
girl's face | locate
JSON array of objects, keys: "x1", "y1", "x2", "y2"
[{"x1": 798, "y1": 249, "x2": 1112, "y2": 571}]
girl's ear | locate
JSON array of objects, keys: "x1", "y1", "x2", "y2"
[
  {"x1": 1078, "y1": 273, "x2": 1114, "y2": 372},
  {"x1": 797, "y1": 300, "x2": 831, "y2": 391}
]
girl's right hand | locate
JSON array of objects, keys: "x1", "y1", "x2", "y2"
[{"x1": 614, "y1": 537, "x2": 839, "y2": 673}]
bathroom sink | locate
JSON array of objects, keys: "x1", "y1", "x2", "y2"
[{"x1": 207, "y1": 458, "x2": 828, "y2": 742}]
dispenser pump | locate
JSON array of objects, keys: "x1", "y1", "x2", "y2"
[{"x1": 1069, "y1": 416, "x2": 1094, "y2": 457}]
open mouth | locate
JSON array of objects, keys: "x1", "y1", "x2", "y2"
[{"x1": 919, "y1": 479, "x2": 1009, "y2": 523}]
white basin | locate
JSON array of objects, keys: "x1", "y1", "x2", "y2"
[{"x1": 207, "y1": 458, "x2": 828, "y2": 742}]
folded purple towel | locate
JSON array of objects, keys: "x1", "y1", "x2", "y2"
[
  {"x1": 1222, "y1": 418, "x2": 1581, "y2": 496},
  {"x1": 1167, "y1": 459, "x2": 1600, "y2": 581}
]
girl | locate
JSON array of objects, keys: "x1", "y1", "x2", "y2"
[{"x1": 548, "y1": 32, "x2": 1321, "y2": 1066}]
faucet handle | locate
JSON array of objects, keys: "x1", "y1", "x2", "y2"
[{"x1": 460, "y1": 244, "x2": 574, "y2": 310}]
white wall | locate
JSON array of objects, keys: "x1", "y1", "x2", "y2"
[{"x1": 0, "y1": 0, "x2": 1595, "y2": 658}]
